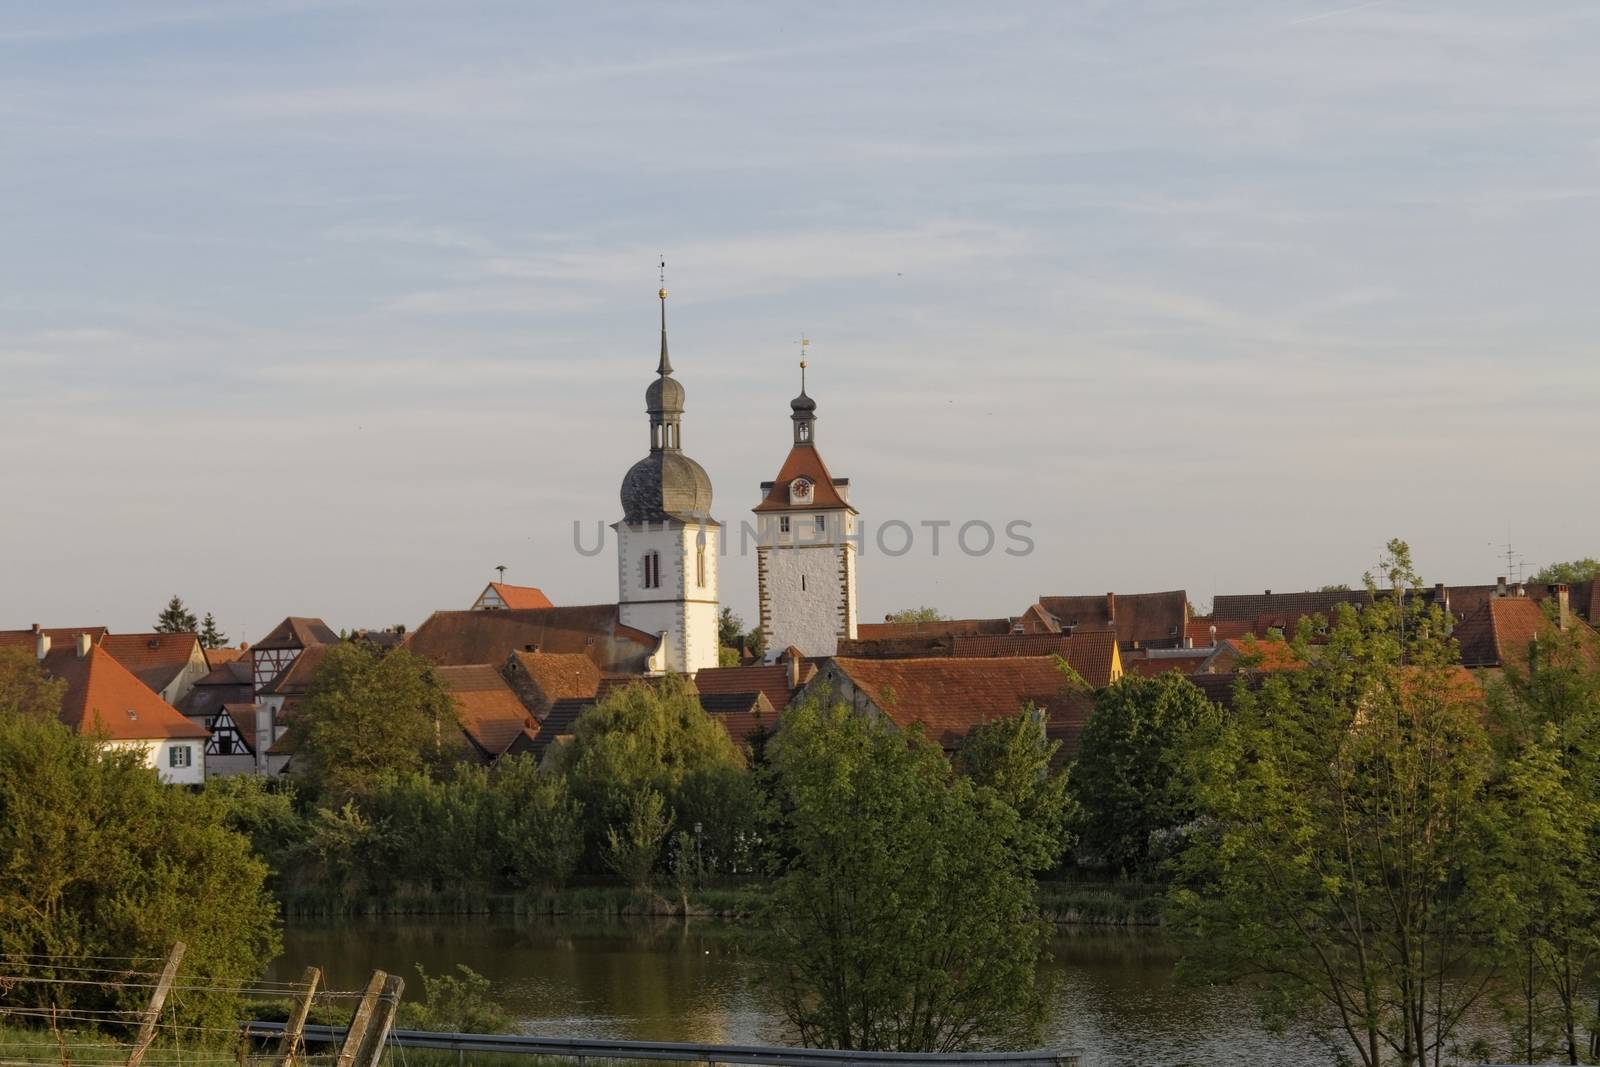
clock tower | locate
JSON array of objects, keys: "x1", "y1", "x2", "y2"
[{"x1": 753, "y1": 357, "x2": 858, "y2": 659}]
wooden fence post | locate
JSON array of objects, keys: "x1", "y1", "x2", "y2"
[
  {"x1": 353, "y1": 973, "x2": 404, "y2": 1067},
  {"x1": 272, "y1": 966, "x2": 322, "y2": 1067},
  {"x1": 126, "y1": 942, "x2": 185, "y2": 1067},
  {"x1": 334, "y1": 972, "x2": 388, "y2": 1067}
]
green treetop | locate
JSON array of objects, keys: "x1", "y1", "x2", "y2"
[
  {"x1": 289, "y1": 642, "x2": 462, "y2": 803},
  {"x1": 154, "y1": 594, "x2": 199, "y2": 633}
]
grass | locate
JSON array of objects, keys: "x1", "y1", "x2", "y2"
[
  {"x1": 275, "y1": 883, "x2": 762, "y2": 921},
  {"x1": 1035, "y1": 880, "x2": 1164, "y2": 925},
  {"x1": 277, "y1": 877, "x2": 1161, "y2": 925}
]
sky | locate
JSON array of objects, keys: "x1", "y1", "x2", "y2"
[{"x1": 2, "y1": 1, "x2": 1598, "y2": 644}]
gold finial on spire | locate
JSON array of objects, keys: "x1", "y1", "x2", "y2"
[{"x1": 658, "y1": 256, "x2": 667, "y2": 301}]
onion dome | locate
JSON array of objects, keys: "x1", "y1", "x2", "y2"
[{"x1": 620, "y1": 451, "x2": 714, "y2": 523}]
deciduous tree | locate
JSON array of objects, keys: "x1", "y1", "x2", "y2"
[
  {"x1": 1529, "y1": 558, "x2": 1600, "y2": 585},
  {"x1": 0, "y1": 707, "x2": 278, "y2": 1030},
  {"x1": 1172, "y1": 541, "x2": 1505, "y2": 1067},
  {"x1": 557, "y1": 675, "x2": 753, "y2": 878},
  {"x1": 0, "y1": 646, "x2": 65, "y2": 719},
  {"x1": 759, "y1": 696, "x2": 1049, "y2": 1052},
  {"x1": 290, "y1": 642, "x2": 461, "y2": 802},
  {"x1": 1070, "y1": 672, "x2": 1215, "y2": 875}
]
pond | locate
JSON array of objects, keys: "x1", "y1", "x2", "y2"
[{"x1": 267, "y1": 919, "x2": 1332, "y2": 1067}]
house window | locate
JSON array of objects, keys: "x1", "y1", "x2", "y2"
[
  {"x1": 780, "y1": 516, "x2": 790, "y2": 533},
  {"x1": 169, "y1": 745, "x2": 192, "y2": 769},
  {"x1": 643, "y1": 552, "x2": 661, "y2": 589},
  {"x1": 696, "y1": 546, "x2": 706, "y2": 588},
  {"x1": 814, "y1": 514, "x2": 826, "y2": 532}
]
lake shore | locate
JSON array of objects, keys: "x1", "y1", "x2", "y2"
[{"x1": 275, "y1": 880, "x2": 1163, "y2": 925}]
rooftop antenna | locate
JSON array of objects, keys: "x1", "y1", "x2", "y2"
[{"x1": 1490, "y1": 536, "x2": 1526, "y2": 584}]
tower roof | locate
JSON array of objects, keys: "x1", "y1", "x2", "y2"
[
  {"x1": 621, "y1": 450, "x2": 715, "y2": 523},
  {"x1": 621, "y1": 270, "x2": 714, "y2": 525},
  {"x1": 754, "y1": 445, "x2": 852, "y2": 512},
  {"x1": 756, "y1": 355, "x2": 850, "y2": 513}
]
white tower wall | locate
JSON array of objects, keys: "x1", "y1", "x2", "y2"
[{"x1": 617, "y1": 520, "x2": 720, "y2": 674}]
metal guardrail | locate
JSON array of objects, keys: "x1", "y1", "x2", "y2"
[{"x1": 245, "y1": 1021, "x2": 1082, "y2": 1067}]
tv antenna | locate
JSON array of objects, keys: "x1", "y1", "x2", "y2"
[{"x1": 1490, "y1": 539, "x2": 1525, "y2": 583}]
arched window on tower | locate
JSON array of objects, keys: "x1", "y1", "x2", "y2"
[
  {"x1": 696, "y1": 545, "x2": 706, "y2": 588},
  {"x1": 643, "y1": 551, "x2": 661, "y2": 589},
  {"x1": 798, "y1": 422, "x2": 811, "y2": 442}
]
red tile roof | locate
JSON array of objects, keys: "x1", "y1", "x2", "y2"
[
  {"x1": 485, "y1": 583, "x2": 554, "y2": 609},
  {"x1": 698, "y1": 690, "x2": 778, "y2": 747},
  {"x1": 40, "y1": 646, "x2": 207, "y2": 741},
  {"x1": 204, "y1": 645, "x2": 249, "y2": 665},
  {"x1": 253, "y1": 617, "x2": 340, "y2": 651},
  {"x1": 259, "y1": 643, "x2": 332, "y2": 697},
  {"x1": 506, "y1": 651, "x2": 601, "y2": 703},
  {"x1": 855, "y1": 618, "x2": 1014, "y2": 641},
  {"x1": 1122, "y1": 650, "x2": 1212, "y2": 678},
  {"x1": 1185, "y1": 618, "x2": 1252, "y2": 645},
  {"x1": 1453, "y1": 598, "x2": 1600, "y2": 670},
  {"x1": 818, "y1": 656, "x2": 1092, "y2": 753},
  {"x1": 436, "y1": 664, "x2": 537, "y2": 760},
  {"x1": 753, "y1": 445, "x2": 852, "y2": 512},
  {"x1": 0, "y1": 627, "x2": 109, "y2": 651},
  {"x1": 406, "y1": 606, "x2": 658, "y2": 673},
  {"x1": 1033, "y1": 590, "x2": 1188, "y2": 649},
  {"x1": 99, "y1": 632, "x2": 202, "y2": 695},
  {"x1": 175, "y1": 659, "x2": 254, "y2": 718},
  {"x1": 950, "y1": 631, "x2": 1121, "y2": 689},
  {"x1": 692, "y1": 664, "x2": 812, "y2": 712}
]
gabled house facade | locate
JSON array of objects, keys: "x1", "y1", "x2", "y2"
[{"x1": 36, "y1": 633, "x2": 209, "y2": 785}]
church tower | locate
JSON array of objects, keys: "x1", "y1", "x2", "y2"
[
  {"x1": 753, "y1": 353, "x2": 858, "y2": 659},
  {"x1": 615, "y1": 275, "x2": 720, "y2": 674}
]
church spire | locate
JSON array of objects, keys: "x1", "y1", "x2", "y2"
[
  {"x1": 657, "y1": 257, "x2": 673, "y2": 376},
  {"x1": 790, "y1": 338, "x2": 817, "y2": 446}
]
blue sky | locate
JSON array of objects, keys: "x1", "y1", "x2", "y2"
[{"x1": 3, "y1": 1, "x2": 1598, "y2": 643}]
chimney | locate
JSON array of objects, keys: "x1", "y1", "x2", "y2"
[
  {"x1": 30, "y1": 622, "x2": 40, "y2": 634},
  {"x1": 1551, "y1": 584, "x2": 1572, "y2": 631},
  {"x1": 1105, "y1": 592, "x2": 1116, "y2": 622},
  {"x1": 1264, "y1": 589, "x2": 1272, "y2": 596},
  {"x1": 1497, "y1": 576, "x2": 1507, "y2": 597},
  {"x1": 35, "y1": 632, "x2": 50, "y2": 661},
  {"x1": 1209, "y1": 624, "x2": 1218, "y2": 646},
  {"x1": 76, "y1": 632, "x2": 92, "y2": 658}
]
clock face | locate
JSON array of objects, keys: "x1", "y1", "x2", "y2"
[{"x1": 791, "y1": 478, "x2": 813, "y2": 501}]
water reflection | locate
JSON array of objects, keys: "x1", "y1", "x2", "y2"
[{"x1": 266, "y1": 919, "x2": 1329, "y2": 1066}]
